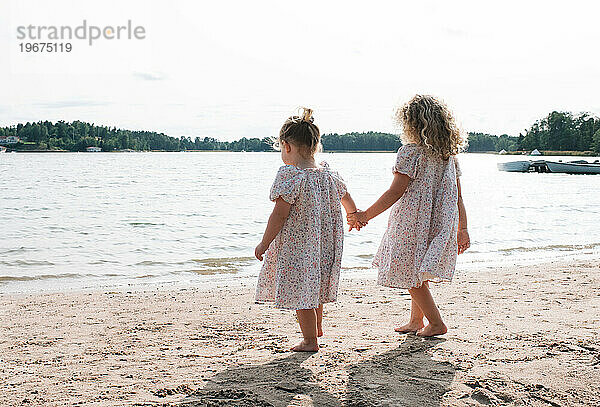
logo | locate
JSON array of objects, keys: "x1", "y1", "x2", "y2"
[{"x1": 16, "y1": 20, "x2": 146, "y2": 46}]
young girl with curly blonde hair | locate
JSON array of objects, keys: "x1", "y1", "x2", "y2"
[{"x1": 348, "y1": 95, "x2": 470, "y2": 337}]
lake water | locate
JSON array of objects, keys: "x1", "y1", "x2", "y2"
[{"x1": 1, "y1": 152, "x2": 598, "y2": 293}]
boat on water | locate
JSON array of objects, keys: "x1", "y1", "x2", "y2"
[
  {"x1": 497, "y1": 160, "x2": 531, "y2": 172},
  {"x1": 545, "y1": 160, "x2": 600, "y2": 174},
  {"x1": 498, "y1": 159, "x2": 600, "y2": 174},
  {"x1": 0, "y1": 146, "x2": 6, "y2": 153}
]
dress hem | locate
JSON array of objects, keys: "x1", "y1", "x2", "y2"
[
  {"x1": 373, "y1": 260, "x2": 453, "y2": 289},
  {"x1": 377, "y1": 275, "x2": 452, "y2": 290},
  {"x1": 254, "y1": 298, "x2": 336, "y2": 310}
]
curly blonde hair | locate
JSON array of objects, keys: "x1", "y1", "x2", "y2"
[{"x1": 395, "y1": 95, "x2": 465, "y2": 159}]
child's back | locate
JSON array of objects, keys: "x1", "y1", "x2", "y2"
[
  {"x1": 373, "y1": 143, "x2": 461, "y2": 289},
  {"x1": 254, "y1": 107, "x2": 359, "y2": 351},
  {"x1": 256, "y1": 162, "x2": 347, "y2": 310},
  {"x1": 347, "y1": 94, "x2": 470, "y2": 337}
]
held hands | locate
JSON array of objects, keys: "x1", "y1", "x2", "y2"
[
  {"x1": 347, "y1": 210, "x2": 369, "y2": 231},
  {"x1": 457, "y1": 228, "x2": 470, "y2": 255}
]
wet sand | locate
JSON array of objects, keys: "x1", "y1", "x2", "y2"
[{"x1": 1, "y1": 259, "x2": 599, "y2": 406}]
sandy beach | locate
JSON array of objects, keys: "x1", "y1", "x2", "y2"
[{"x1": 1, "y1": 259, "x2": 599, "y2": 406}]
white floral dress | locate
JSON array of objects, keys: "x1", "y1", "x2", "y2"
[
  {"x1": 255, "y1": 162, "x2": 347, "y2": 310},
  {"x1": 373, "y1": 144, "x2": 461, "y2": 289}
]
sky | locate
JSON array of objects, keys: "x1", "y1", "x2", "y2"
[{"x1": 1, "y1": 0, "x2": 599, "y2": 141}]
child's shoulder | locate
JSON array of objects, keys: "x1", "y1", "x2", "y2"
[
  {"x1": 273, "y1": 165, "x2": 305, "y2": 182},
  {"x1": 270, "y1": 165, "x2": 305, "y2": 204},
  {"x1": 274, "y1": 162, "x2": 344, "y2": 184},
  {"x1": 318, "y1": 161, "x2": 347, "y2": 198},
  {"x1": 319, "y1": 161, "x2": 345, "y2": 180},
  {"x1": 276, "y1": 164, "x2": 303, "y2": 173},
  {"x1": 397, "y1": 143, "x2": 421, "y2": 155},
  {"x1": 394, "y1": 144, "x2": 423, "y2": 178},
  {"x1": 396, "y1": 144, "x2": 426, "y2": 165},
  {"x1": 318, "y1": 160, "x2": 336, "y2": 172}
]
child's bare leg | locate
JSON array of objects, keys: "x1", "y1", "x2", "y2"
[
  {"x1": 316, "y1": 304, "x2": 323, "y2": 337},
  {"x1": 408, "y1": 281, "x2": 447, "y2": 337},
  {"x1": 292, "y1": 309, "x2": 319, "y2": 352},
  {"x1": 395, "y1": 297, "x2": 425, "y2": 333}
]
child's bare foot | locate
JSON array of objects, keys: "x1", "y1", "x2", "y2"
[
  {"x1": 394, "y1": 321, "x2": 425, "y2": 334},
  {"x1": 416, "y1": 323, "x2": 447, "y2": 337},
  {"x1": 291, "y1": 339, "x2": 319, "y2": 352}
]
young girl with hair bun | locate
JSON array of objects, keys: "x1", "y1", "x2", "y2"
[
  {"x1": 255, "y1": 107, "x2": 360, "y2": 352},
  {"x1": 348, "y1": 95, "x2": 471, "y2": 337}
]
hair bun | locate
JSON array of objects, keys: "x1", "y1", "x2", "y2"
[
  {"x1": 279, "y1": 107, "x2": 321, "y2": 155},
  {"x1": 300, "y1": 107, "x2": 314, "y2": 123}
]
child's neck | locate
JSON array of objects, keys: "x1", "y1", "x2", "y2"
[{"x1": 289, "y1": 155, "x2": 317, "y2": 169}]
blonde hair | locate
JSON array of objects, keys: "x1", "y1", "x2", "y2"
[
  {"x1": 278, "y1": 107, "x2": 321, "y2": 156},
  {"x1": 395, "y1": 95, "x2": 465, "y2": 159}
]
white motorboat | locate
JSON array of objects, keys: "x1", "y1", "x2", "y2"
[
  {"x1": 497, "y1": 161, "x2": 531, "y2": 172},
  {"x1": 498, "y1": 159, "x2": 600, "y2": 174},
  {"x1": 545, "y1": 160, "x2": 600, "y2": 174}
]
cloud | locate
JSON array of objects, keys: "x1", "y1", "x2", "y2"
[
  {"x1": 34, "y1": 100, "x2": 113, "y2": 109},
  {"x1": 132, "y1": 71, "x2": 167, "y2": 81}
]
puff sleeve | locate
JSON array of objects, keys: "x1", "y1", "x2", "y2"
[
  {"x1": 321, "y1": 161, "x2": 347, "y2": 199},
  {"x1": 393, "y1": 145, "x2": 420, "y2": 179},
  {"x1": 331, "y1": 172, "x2": 347, "y2": 200},
  {"x1": 269, "y1": 166, "x2": 305, "y2": 204}
]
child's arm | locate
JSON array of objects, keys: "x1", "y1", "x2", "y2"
[
  {"x1": 457, "y1": 178, "x2": 470, "y2": 254},
  {"x1": 341, "y1": 192, "x2": 361, "y2": 231},
  {"x1": 353, "y1": 173, "x2": 411, "y2": 224},
  {"x1": 255, "y1": 198, "x2": 292, "y2": 261}
]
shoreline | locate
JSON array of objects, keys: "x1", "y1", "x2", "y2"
[
  {"x1": 6, "y1": 149, "x2": 600, "y2": 156},
  {"x1": 1, "y1": 258, "x2": 599, "y2": 406},
  {"x1": 2, "y1": 246, "x2": 600, "y2": 296}
]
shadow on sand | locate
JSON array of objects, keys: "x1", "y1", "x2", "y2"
[
  {"x1": 344, "y1": 335, "x2": 455, "y2": 406},
  {"x1": 177, "y1": 352, "x2": 340, "y2": 406},
  {"x1": 173, "y1": 336, "x2": 454, "y2": 406}
]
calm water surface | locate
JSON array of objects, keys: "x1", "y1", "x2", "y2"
[{"x1": 1, "y1": 152, "x2": 598, "y2": 293}]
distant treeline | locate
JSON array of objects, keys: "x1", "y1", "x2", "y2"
[
  {"x1": 321, "y1": 132, "x2": 401, "y2": 151},
  {"x1": 179, "y1": 131, "x2": 401, "y2": 151},
  {"x1": 0, "y1": 120, "x2": 181, "y2": 151},
  {"x1": 2, "y1": 111, "x2": 599, "y2": 153},
  {"x1": 468, "y1": 112, "x2": 600, "y2": 153},
  {"x1": 0, "y1": 121, "x2": 400, "y2": 152}
]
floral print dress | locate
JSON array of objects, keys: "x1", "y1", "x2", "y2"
[
  {"x1": 255, "y1": 162, "x2": 347, "y2": 310},
  {"x1": 373, "y1": 144, "x2": 462, "y2": 289}
]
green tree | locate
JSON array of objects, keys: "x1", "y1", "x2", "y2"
[
  {"x1": 592, "y1": 128, "x2": 600, "y2": 154},
  {"x1": 466, "y1": 133, "x2": 497, "y2": 151}
]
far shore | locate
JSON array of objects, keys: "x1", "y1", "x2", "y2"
[{"x1": 2, "y1": 258, "x2": 598, "y2": 406}]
